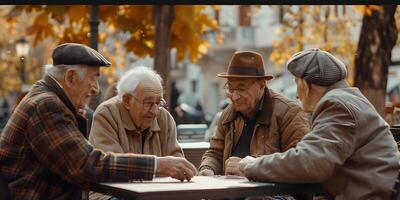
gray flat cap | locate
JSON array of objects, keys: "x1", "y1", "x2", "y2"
[
  {"x1": 52, "y1": 43, "x2": 111, "y2": 67},
  {"x1": 286, "y1": 48, "x2": 347, "y2": 86}
]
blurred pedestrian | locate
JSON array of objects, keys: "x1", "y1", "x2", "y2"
[
  {"x1": 170, "y1": 81, "x2": 180, "y2": 120},
  {"x1": 178, "y1": 80, "x2": 203, "y2": 111}
]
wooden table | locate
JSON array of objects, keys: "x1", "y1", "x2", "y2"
[{"x1": 90, "y1": 176, "x2": 324, "y2": 200}]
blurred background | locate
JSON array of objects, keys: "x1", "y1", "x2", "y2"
[{"x1": 1, "y1": 5, "x2": 400, "y2": 139}]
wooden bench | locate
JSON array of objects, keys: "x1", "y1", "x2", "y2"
[
  {"x1": 177, "y1": 124, "x2": 208, "y2": 143},
  {"x1": 179, "y1": 142, "x2": 210, "y2": 168}
]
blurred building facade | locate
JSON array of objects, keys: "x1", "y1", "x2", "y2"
[
  {"x1": 3, "y1": 5, "x2": 400, "y2": 121},
  {"x1": 169, "y1": 6, "x2": 286, "y2": 115}
]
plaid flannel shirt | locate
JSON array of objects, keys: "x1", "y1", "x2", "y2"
[{"x1": 0, "y1": 76, "x2": 155, "y2": 200}]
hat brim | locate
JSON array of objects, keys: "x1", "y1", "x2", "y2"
[{"x1": 217, "y1": 72, "x2": 274, "y2": 80}]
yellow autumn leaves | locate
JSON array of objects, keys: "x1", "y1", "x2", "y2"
[{"x1": 0, "y1": 5, "x2": 221, "y2": 95}]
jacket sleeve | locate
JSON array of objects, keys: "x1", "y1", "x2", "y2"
[
  {"x1": 88, "y1": 105, "x2": 125, "y2": 153},
  {"x1": 199, "y1": 115, "x2": 227, "y2": 174},
  {"x1": 280, "y1": 104, "x2": 309, "y2": 151},
  {"x1": 26, "y1": 97, "x2": 155, "y2": 187},
  {"x1": 163, "y1": 110, "x2": 184, "y2": 157},
  {"x1": 245, "y1": 98, "x2": 356, "y2": 183}
]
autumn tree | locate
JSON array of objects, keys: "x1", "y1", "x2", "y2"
[
  {"x1": 0, "y1": 6, "x2": 42, "y2": 96},
  {"x1": 269, "y1": 5, "x2": 359, "y2": 83},
  {"x1": 6, "y1": 5, "x2": 219, "y2": 107},
  {"x1": 270, "y1": 5, "x2": 400, "y2": 116},
  {"x1": 354, "y1": 5, "x2": 398, "y2": 116},
  {"x1": 153, "y1": 5, "x2": 174, "y2": 106}
]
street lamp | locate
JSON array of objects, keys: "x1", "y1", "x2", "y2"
[{"x1": 16, "y1": 37, "x2": 30, "y2": 84}]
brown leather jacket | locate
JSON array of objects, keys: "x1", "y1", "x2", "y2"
[{"x1": 199, "y1": 88, "x2": 309, "y2": 174}]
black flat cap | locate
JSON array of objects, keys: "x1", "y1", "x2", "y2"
[
  {"x1": 52, "y1": 43, "x2": 111, "y2": 67},
  {"x1": 286, "y1": 48, "x2": 347, "y2": 86}
]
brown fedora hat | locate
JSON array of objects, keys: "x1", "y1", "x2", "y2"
[{"x1": 217, "y1": 51, "x2": 273, "y2": 80}]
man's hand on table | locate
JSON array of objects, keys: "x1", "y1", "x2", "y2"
[
  {"x1": 238, "y1": 156, "x2": 256, "y2": 176},
  {"x1": 198, "y1": 156, "x2": 257, "y2": 177},
  {"x1": 198, "y1": 168, "x2": 215, "y2": 176},
  {"x1": 225, "y1": 156, "x2": 243, "y2": 176},
  {"x1": 156, "y1": 156, "x2": 198, "y2": 182}
]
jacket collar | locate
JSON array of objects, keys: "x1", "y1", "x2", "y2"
[
  {"x1": 42, "y1": 75, "x2": 78, "y2": 115},
  {"x1": 222, "y1": 87, "x2": 273, "y2": 126},
  {"x1": 310, "y1": 79, "x2": 350, "y2": 124},
  {"x1": 41, "y1": 75, "x2": 88, "y2": 137},
  {"x1": 117, "y1": 98, "x2": 160, "y2": 132},
  {"x1": 324, "y1": 79, "x2": 349, "y2": 94}
]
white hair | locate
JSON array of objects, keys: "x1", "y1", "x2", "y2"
[
  {"x1": 117, "y1": 66, "x2": 163, "y2": 100},
  {"x1": 44, "y1": 64, "x2": 87, "y2": 81}
]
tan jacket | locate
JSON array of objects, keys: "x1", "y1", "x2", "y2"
[
  {"x1": 88, "y1": 96, "x2": 184, "y2": 200},
  {"x1": 244, "y1": 81, "x2": 400, "y2": 199},
  {"x1": 200, "y1": 88, "x2": 309, "y2": 174}
]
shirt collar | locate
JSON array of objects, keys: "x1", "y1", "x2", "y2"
[
  {"x1": 43, "y1": 75, "x2": 77, "y2": 114},
  {"x1": 223, "y1": 87, "x2": 273, "y2": 126},
  {"x1": 237, "y1": 94, "x2": 264, "y2": 121}
]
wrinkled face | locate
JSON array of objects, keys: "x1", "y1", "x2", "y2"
[
  {"x1": 294, "y1": 77, "x2": 312, "y2": 112},
  {"x1": 123, "y1": 81, "x2": 163, "y2": 131},
  {"x1": 225, "y1": 78, "x2": 265, "y2": 116},
  {"x1": 68, "y1": 67, "x2": 100, "y2": 110}
]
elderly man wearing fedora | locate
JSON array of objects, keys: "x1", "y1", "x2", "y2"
[
  {"x1": 198, "y1": 51, "x2": 309, "y2": 177},
  {"x1": 238, "y1": 48, "x2": 400, "y2": 199},
  {"x1": 0, "y1": 43, "x2": 197, "y2": 199}
]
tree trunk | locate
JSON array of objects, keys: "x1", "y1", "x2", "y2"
[
  {"x1": 153, "y1": 5, "x2": 174, "y2": 110},
  {"x1": 354, "y1": 5, "x2": 397, "y2": 117}
]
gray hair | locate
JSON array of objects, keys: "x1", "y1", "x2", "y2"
[
  {"x1": 116, "y1": 66, "x2": 163, "y2": 100},
  {"x1": 44, "y1": 64, "x2": 87, "y2": 81}
]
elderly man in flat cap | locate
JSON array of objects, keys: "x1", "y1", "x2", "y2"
[
  {"x1": 198, "y1": 51, "x2": 309, "y2": 177},
  {"x1": 238, "y1": 48, "x2": 400, "y2": 199},
  {"x1": 0, "y1": 43, "x2": 197, "y2": 200}
]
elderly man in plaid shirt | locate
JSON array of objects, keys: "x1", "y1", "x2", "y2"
[{"x1": 0, "y1": 43, "x2": 197, "y2": 200}]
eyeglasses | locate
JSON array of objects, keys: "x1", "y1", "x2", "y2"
[
  {"x1": 223, "y1": 80, "x2": 258, "y2": 95},
  {"x1": 130, "y1": 95, "x2": 167, "y2": 110}
]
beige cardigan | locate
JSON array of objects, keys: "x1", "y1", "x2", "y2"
[
  {"x1": 89, "y1": 96, "x2": 183, "y2": 157},
  {"x1": 88, "y1": 96, "x2": 184, "y2": 200}
]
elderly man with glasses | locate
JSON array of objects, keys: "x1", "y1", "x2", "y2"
[
  {"x1": 89, "y1": 66, "x2": 183, "y2": 157},
  {"x1": 198, "y1": 51, "x2": 309, "y2": 177},
  {"x1": 88, "y1": 66, "x2": 189, "y2": 199}
]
